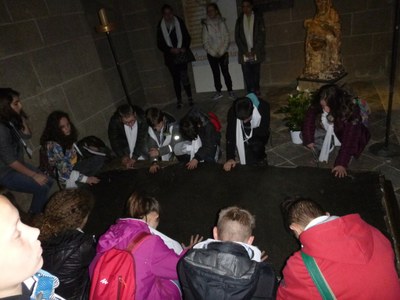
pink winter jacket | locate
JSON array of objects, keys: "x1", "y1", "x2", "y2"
[{"x1": 89, "y1": 218, "x2": 183, "y2": 299}]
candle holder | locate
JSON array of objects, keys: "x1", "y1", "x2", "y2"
[{"x1": 96, "y1": 8, "x2": 131, "y2": 105}]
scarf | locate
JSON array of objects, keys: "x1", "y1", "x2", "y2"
[
  {"x1": 189, "y1": 135, "x2": 202, "y2": 160},
  {"x1": 161, "y1": 16, "x2": 182, "y2": 48},
  {"x1": 236, "y1": 93, "x2": 262, "y2": 165},
  {"x1": 319, "y1": 111, "x2": 341, "y2": 163},
  {"x1": 124, "y1": 122, "x2": 138, "y2": 159},
  {"x1": 243, "y1": 12, "x2": 254, "y2": 52},
  {"x1": 148, "y1": 125, "x2": 173, "y2": 161}
]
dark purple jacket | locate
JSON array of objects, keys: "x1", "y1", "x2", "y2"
[{"x1": 302, "y1": 106, "x2": 370, "y2": 167}]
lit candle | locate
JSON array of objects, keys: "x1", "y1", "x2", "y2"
[{"x1": 98, "y1": 8, "x2": 109, "y2": 26}]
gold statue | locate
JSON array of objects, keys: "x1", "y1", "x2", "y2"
[{"x1": 302, "y1": 0, "x2": 344, "y2": 80}]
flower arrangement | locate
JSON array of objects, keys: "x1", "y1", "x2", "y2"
[{"x1": 277, "y1": 90, "x2": 313, "y2": 131}]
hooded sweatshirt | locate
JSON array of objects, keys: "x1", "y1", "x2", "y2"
[
  {"x1": 89, "y1": 219, "x2": 184, "y2": 300},
  {"x1": 277, "y1": 214, "x2": 400, "y2": 299}
]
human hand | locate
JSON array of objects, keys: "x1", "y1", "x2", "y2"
[
  {"x1": 122, "y1": 157, "x2": 136, "y2": 169},
  {"x1": 32, "y1": 173, "x2": 48, "y2": 186},
  {"x1": 149, "y1": 163, "x2": 160, "y2": 174},
  {"x1": 87, "y1": 176, "x2": 100, "y2": 185},
  {"x1": 223, "y1": 159, "x2": 236, "y2": 172},
  {"x1": 186, "y1": 159, "x2": 199, "y2": 170},
  {"x1": 260, "y1": 250, "x2": 269, "y2": 262},
  {"x1": 149, "y1": 148, "x2": 160, "y2": 158},
  {"x1": 306, "y1": 143, "x2": 315, "y2": 150},
  {"x1": 332, "y1": 165, "x2": 347, "y2": 178},
  {"x1": 181, "y1": 234, "x2": 204, "y2": 249}
]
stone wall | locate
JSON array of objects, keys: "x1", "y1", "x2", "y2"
[
  {"x1": 0, "y1": 0, "x2": 128, "y2": 164},
  {"x1": 262, "y1": 0, "x2": 394, "y2": 85}
]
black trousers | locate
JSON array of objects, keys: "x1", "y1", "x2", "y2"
[
  {"x1": 241, "y1": 62, "x2": 261, "y2": 94},
  {"x1": 207, "y1": 53, "x2": 233, "y2": 92},
  {"x1": 167, "y1": 63, "x2": 192, "y2": 103},
  {"x1": 245, "y1": 137, "x2": 267, "y2": 165}
]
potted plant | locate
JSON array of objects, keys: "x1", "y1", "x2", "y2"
[{"x1": 277, "y1": 90, "x2": 313, "y2": 144}]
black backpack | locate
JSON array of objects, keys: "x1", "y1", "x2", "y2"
[{"x1": 76, "y1": 136, "x2": 114, "y2": 160}]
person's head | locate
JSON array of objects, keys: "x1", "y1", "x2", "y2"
[
  {"x1": 281, "y1": 197, "x2": 326, "y2": 239},
  {"x1": 234, "y1": 97, "x2": 254, "y2": 123},
  {"x1": 213, "y1": 206, "x2": 255, "y2": 244},
  {"x1": 179, "y1": 109, "x2": 206, "y2": 141},
  {"x1": 126, "y1": 192, "x2": 160, "y2": 229},
  {"x1": 0, "y1": 88, "x2": 27, "y2": 130},
  {"x1": 206, "y1": 3, "x2": 221, "y2": 19},
  {"x1": 146, "y1": 107, "x2": 165, "y2": 132},
  {"x1": 0, "y1": 196, "x2": 42, "y2": 297},
  {"x1": 241, "y1": 0, "x2": 254, "y2": 16},
  {"x1": 117, "y1": 104, "x2": 138, "y2": 128},
  {"x1": 40, "y1": 111, "x2": 78, "y2": 149},
  {"x1": 38, "y1": 189, "x2": 95, "y2": 241},
  {"x1": 313, "y1": 84, "x2": 354, "y2": 120},
  {"x1": 161, "y1": 4, "x2": 174, "y2": 22}
]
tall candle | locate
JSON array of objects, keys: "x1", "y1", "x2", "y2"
[{"x1": 98, "y1": 8, "x2": 109, "y2": 26}]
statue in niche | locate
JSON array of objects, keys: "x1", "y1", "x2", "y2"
[{"x1": 302, "y1": 0, "x2": 344, "y2": 80}]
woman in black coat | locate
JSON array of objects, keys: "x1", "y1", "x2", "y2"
[{"x1": 36, "y1": 189, "x2": 96, "y2": 300}]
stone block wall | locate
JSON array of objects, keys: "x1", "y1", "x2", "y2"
[
  {"x1": 262, "y1": 0, "x2": 395, "y2": 86},
  {"x1": 0, "y1": 0, "x2": 129, "y2": 165}
]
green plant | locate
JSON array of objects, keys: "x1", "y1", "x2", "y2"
[{"x1": 277, "y1": 90, "x2": 313, "y2": 131}]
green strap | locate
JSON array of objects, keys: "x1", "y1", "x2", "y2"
[{"x1": 301, "y1": 252, "x2": 337, "y2": 300}]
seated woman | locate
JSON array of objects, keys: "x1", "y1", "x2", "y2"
[
  {"x1": 146, "y1": 107, "x2": 182, "y2": 173},
  {"x1": 89, "y1": 192, "x2": 201, "y2": 300},
  {"x1": 302, "y1": 84, "x2": 371, "y2": 178},
  {"x1": 108, "y1": 104, "x2": 148, "y2": 169},
  {"x1": 40, "y1": 111, "x2": 103, "y2": 188},
  {"x1": 36, "y1": 189, "x2": 96, "y2": 300},
  {"x1": 175, "y1": 108, "x2": 221, "y2": 170},
  {"x1": 0, "y1": 88, "x2": 52, "y2": 214}
]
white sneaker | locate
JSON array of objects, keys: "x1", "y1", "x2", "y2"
[
  {"x1": 211, "y1": 92, "x2": 223, "y2": 100},
  {"x1": 228, "y1": 91, "x2": 236, "y2": 100}
]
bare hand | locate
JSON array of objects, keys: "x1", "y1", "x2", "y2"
[
  {"x1": 122, "y1": 156, "x2": 136, "y2": 169},
  {"x1": 87, "y1": 176, "x2": 100, "y2": 185},
  {"x1": 149, "y1": 164, "x2": 160, "y2": 174},
  {"x1": 32, "y1": 173, "x2": 48, "y2": 186},
  {"x1": 332, "y1": 165, "x2": 347, "y2": 178},
  {"x1": 306, "y1": 143, "x2": 315, "y2": 150},
  {"x1": 186, "y1": 159, "x2": 199, "y2": 170},
  {"x1": 149, "y1": 148, "x2": 160, "y2": 158},
  {"x1": 181, "y1": 234, "x2": 204, "y2": 249},
  {"x1": 223, "y1": 159, "x2": 236, "y2": 172},
  {"x1": 260, "y1": 250, "x2": 269, "y2": 262}
]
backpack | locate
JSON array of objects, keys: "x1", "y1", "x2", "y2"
[
  {"x1": 208, "y1": 112, "x2": 222, "y2": 133},
  {"x1": 76, "y1": 136, "x2": 114, "y2": 159},
  {"x1": 89, "y1": 232, "x2": 150, "y2": 300},
  {"x1": 354, "y1": 98, "x2": 370, "y2": 127}
]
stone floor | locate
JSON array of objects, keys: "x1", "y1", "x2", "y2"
[{"x1": 162, "y1": 81, "x2": 400, "y2": 203}]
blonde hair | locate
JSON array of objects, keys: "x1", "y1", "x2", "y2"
[
  {"x1": 216, "y1": 206, "x2": 255, "y2": 242},
  {"x1": 38, "y1": 189, "x2": 95, "y2": 241}
]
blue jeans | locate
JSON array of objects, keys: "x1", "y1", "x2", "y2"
[{"x1": 0, "y1": 163, "x2": 53, "y2": 213}]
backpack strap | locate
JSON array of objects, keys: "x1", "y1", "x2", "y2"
[
  {"x1": 301, "y1": 252, "x2": 337, "y2": 300},
  {"x1": 126, "y1": 231, "x2": 151, "y2": 253}
]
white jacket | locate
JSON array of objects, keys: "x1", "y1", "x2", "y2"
[{"x1": 202, "y1": 16, "x2": 230, "y2": 57}]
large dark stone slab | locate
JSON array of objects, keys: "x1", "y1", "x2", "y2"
[{"x1": 86, "y1": 164, "x2": 390, "y2": 273}]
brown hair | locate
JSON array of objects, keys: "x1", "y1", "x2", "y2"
[
  {"x1": 281, "y1": 197, "x2": 325, "y2": 229},
  {"x1": 145, "y1": 107, "x2": 164, "y2": 128},
  {"x1": 38, "y1": 189, "x2": 95, "y2": 241},
  {"x1": 216, "y1": 206, "x2": 255, "y2": 242},
  {"x1": 125, "y1": 192, "x2": 160, "y2": 219}
]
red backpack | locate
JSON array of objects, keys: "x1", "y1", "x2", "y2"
[
  {"x1": 89, "y1": 232, "x2": 150, "y2": 300},
  {"x1": 208, "y1": 112, "x2": 222, "y2": 132}
]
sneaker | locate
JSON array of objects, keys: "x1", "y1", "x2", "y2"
[
  {"x1": 211, "y1": 92, "x2": 223, "y2": 100},
  {"x1": 228, "y1": 91, "x2": 236, "y2": 100}
]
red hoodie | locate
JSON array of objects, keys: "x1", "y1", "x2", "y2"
[{"x1": 277, "y1": 214, "x2": 400, "y2": 299}]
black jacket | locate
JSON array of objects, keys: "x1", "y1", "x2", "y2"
[
  {"x1": 226, "y1": 99, "x2": 270, "y2": 161},
  {"x1": 42, "y1": 230, "x2": 96, "y2": 300},
  {"x1": 157, "y1": 16, "x2": 194, "y2": 67},
  {"x1": 108, "y1": 110, "x2": 148, "y2": 159},
  {"x1": 178, "y1": 242, "x2": 277, "y2": 300}
]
